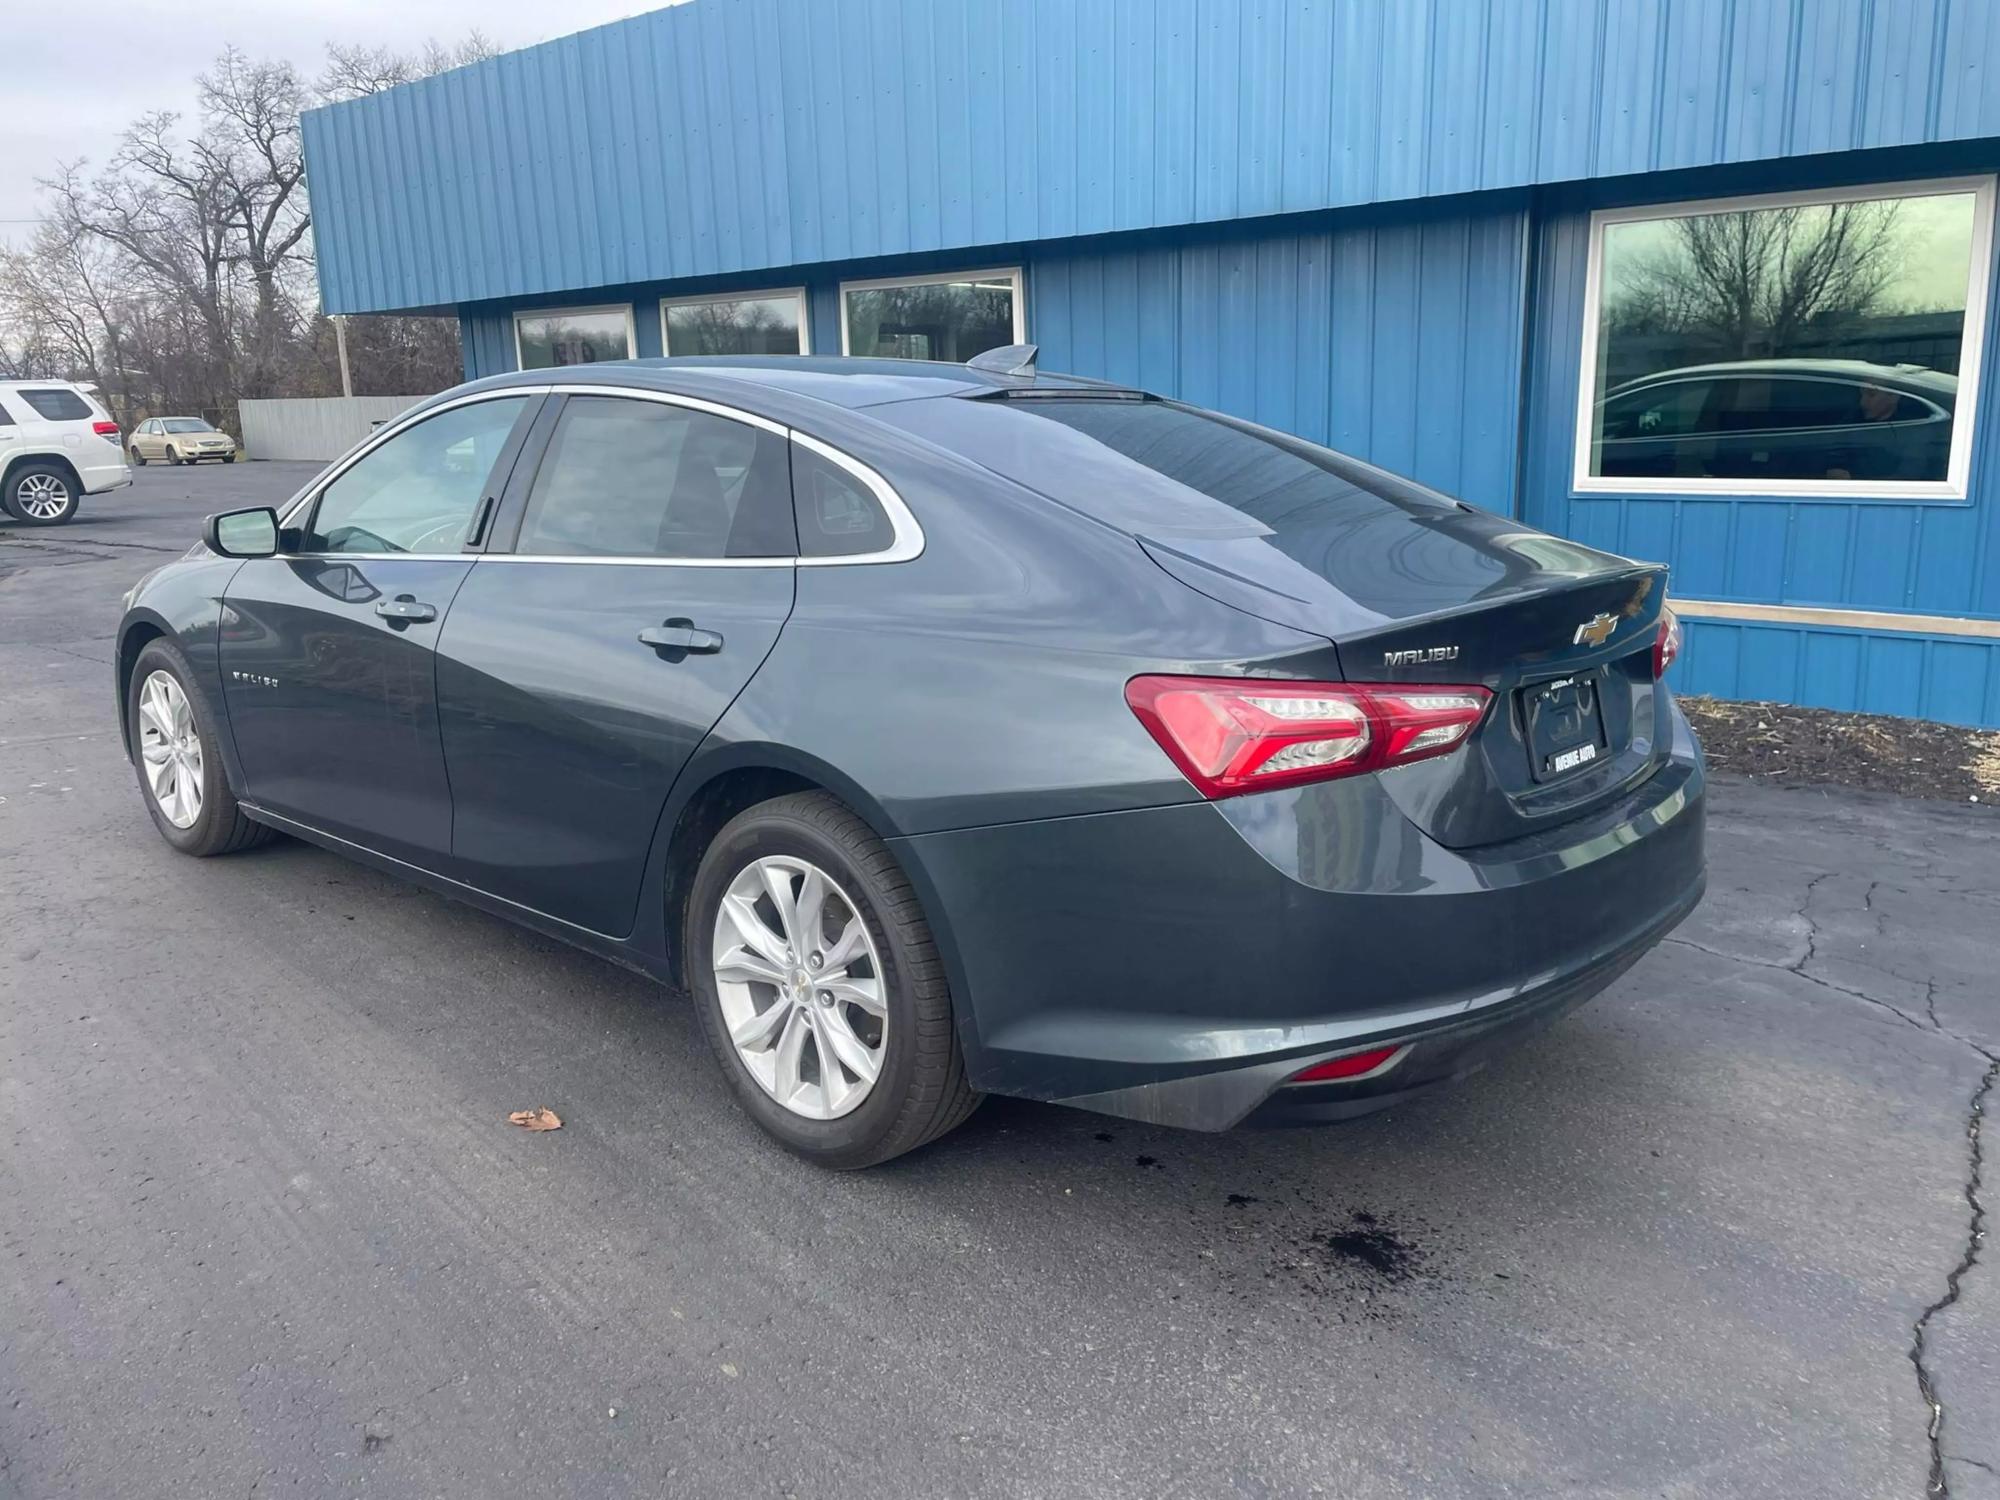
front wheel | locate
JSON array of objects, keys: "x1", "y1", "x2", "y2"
[
  {"x1": 687, "y1": 791, "x2": 979, "y2": 1168},
  {"x1": 3, "y1": 463, "x2": 79, "y2": 525},
  {"x1": 222, "y1": 453, "x2": 237, "y2": 464},
  {"x1": 166, "y1": 449, "x2": 183, "y2": 466},
  {"x1": 127, "y1": 640, "x2": 275, "y2": 857}
]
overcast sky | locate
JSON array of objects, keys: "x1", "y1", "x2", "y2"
[{"x1": 0, "y1": 0, "x2": 667, "y2": 250}]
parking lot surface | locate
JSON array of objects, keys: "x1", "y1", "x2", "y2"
[{"x1": 3, "y1": 466, "x2": 1998, "y2": 1498}]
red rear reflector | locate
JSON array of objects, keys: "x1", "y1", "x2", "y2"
[
  {"x1": 1290, "y1": 1046, "x2": 1402, "y2": 1083},
  {"x1": 1653, "y1": 608, "x2": 1683, "y2": 679},
  {"x1": 1125, "y1": 675, "x2": 1490, "y2": 798},
  {"x1": 92, "y1": 420, "x2": 119, "y2": 436}
]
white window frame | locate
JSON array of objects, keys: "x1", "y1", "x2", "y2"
[
  {"x1": 1572, "y1": 174, "x2": 1997, "y2": 501},
  {"x1": 837, "y1": 266, "x2": 1026, "y2": 358},
  {"x1": 512, "y1": 302, "x2": 637, "y2": 372},
  {"x1": 659, "y1": 287, "x2": 811, "y2": 356}
]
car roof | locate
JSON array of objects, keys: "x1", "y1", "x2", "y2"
[
  {"x1": 456, "y1": 355, "x2": 1136, "y2": 411},
  {"x1": 1608, "y1": 358, "x2": 1958, "y2": 397}
]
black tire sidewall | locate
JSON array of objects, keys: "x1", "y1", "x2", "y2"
[
  {"x1": 128, "y1": 641, "x2": 233, "y2": 855},
  {"x1": 687, "y1": 807, "x2": 927, "y2": 1166}
]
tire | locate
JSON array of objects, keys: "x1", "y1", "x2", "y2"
[
  {"x1": 130, "y1": 446, "x2": 148, "y2": 466},
  {"x1": 223, "y1": 454, "x2": 237, "y2": 464},
  {"x1": 127, "y1": 639, "x2": 275, "y2": 857},
  {"x1": 3, "y1": 461, "x2": 80, "y2": 525},
  {"x1": 687, "y1": 791, "x2": 980, "y2": 1169},
  {"x1": 167, "y1": 448, "x2": 183, "y2": 466}
]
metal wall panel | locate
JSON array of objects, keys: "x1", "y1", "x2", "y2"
[
  {"x1": 304, "y1": 0, "x2": 2000, "y2": 316},
  {"x1": 1679, "y1": 618, "x2": 2000, "y2": 728}
]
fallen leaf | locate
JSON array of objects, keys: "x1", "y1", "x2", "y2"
[{"x1": 507, "y1": 1107, "x2": 563, "y2": 1132}]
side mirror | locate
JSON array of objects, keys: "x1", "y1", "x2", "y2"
[{"x1": 203, "y1": 507, "x2": 281, "y2": 559}]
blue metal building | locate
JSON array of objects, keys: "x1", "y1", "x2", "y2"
[{"x1": 301, "y1": 0, "x2": 2000, "y2": 726}]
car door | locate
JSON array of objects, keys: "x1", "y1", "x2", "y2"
[
  {"x1": 220, "y1": 393, "x2": 541, "y2": 865},
  {"x1": 138, "y1": 421, "x2": 166, "y2": 460},
  {"x1": 434, "y1": 390, "x2": 797, "y2": 935}
]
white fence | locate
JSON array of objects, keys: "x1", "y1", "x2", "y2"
[{"x1": 238, "y1": 395, "x2": 429, "y2": 461}]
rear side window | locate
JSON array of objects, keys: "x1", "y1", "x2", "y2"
[
  {"x1": 791, "y1": 443, "x2": 894, "y2": 558},
  {"x1": 515, "y1": 396, "x2": 794, "y2": 560},
  {"x1": 17, "y1": 388, "x2": 93, "y2": 421}
]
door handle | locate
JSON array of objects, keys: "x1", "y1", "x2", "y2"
[
  {"x1": 375, "y1": 595, "x2": 438, "y2": 625},
  {"x1": 638, "y1": 618, "x2": 723, "y2": 655}
]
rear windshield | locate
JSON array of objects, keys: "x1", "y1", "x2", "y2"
[{"x1": 16, "y1": 388, "x2": 94, "y2": 421}]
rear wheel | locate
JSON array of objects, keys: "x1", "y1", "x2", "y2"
[
  {"x1": 130, "y1": 446, "x2": 148, "y2": 466},
  {"x1": 3, "y1": 463, "x2": 79, "y2": 525},
  {"x1": 127, "y1": 639, "x2": 274, "y2": 857},
  {"x1": 687, "y1": 791, "x2": 979, "y2": 1168}
]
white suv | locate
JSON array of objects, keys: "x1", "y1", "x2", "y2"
[{"x1": 0, "y1": 380, "x2": 132, "y2": 526}]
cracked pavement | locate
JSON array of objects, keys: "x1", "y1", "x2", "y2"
[{"x1": 3, "y1": 468, "x2": 1999, "y2": 1497}]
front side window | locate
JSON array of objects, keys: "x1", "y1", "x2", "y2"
[
  {"x1": 1579, "y1": 178, "x2": 1993, "y2": 495},
  {"x1": 841, "y1": 269, "x2": 1020, "y2": 362},
  {"x1": 307, "y1": 397, "x2": 530, "y2": 554},
  {"x1": 514, "y1": 306, "x2": 634, "y2": 370},
  {"x1": 515, "y1": 396, "x2": 793, "y2": 560},
  {"x1": 663, "y1": 291, "x2": 808, "y2": 356}
]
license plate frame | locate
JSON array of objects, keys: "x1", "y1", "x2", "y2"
[{"x1": 1522, "y1": 671, "x2": 1608, "y2": 783}]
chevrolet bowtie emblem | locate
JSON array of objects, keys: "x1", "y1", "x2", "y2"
[{"x1": 1572, "y1": 612, "x2": 1617, "y2": 647}]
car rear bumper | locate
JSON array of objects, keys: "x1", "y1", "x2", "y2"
[
  {"x1": 81, "y1": 458, "x2": 132, "y2": 494},
  {"x1": 896, "y1": 706, "x2": 1706, "y2": 1130}
]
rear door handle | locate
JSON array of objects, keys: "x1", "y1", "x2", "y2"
[
  {"x1": 638, "y1": 618, "x2": 723, "y2": 655},
  {"x1": 375, "y1": 595, "x2": 438, "y2": 625}
]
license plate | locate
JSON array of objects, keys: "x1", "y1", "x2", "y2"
[{"x1": 1523, "y1": 672, "x2": 1607, "y2": 782}]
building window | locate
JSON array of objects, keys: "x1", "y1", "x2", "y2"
[
  {"x1": 1575, "y1": 176, "x2": 1995, "y2": 499},
  {"x1": 661, "y1": 289, "x2": 809, "y2": 357},
  {"x1": 839, "y1": 268, "x2": 1023, "y2": 362},
  {"x1": 513, "y1": 305, "x2": 635, "y2": 371}
]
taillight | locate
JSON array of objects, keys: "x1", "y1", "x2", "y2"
[
  {"x1": 1652, "y1": 608, "x2": 1682, "y2": 679},
  {"x1": 92, "y1": 420, "x2": 119, "y2": 437},
  {"x1": 1124, "y1": 675, "x2": 1491, "y2": 799}
]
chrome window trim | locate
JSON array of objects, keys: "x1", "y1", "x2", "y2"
[
  {"x1": 276, "y1": 382, "x2": 924, "y2": 569},
  {"x1": 790, "y1": 429, "x2": 925, "y2": 566}
]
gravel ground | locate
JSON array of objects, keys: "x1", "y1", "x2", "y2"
[{"x1": 2, "y1": 469, "x2": 1998, "y2": 1498}]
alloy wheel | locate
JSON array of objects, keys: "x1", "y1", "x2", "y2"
[
  {"x1": 15, "y1": 473, "x2": 73, "y2": 521},
  {"x1": 137, "y1": 670, "x2": 204, "y2": 828},
  {"x1": 711, "y1": 855, "x2": 887, "y2": 1120}
]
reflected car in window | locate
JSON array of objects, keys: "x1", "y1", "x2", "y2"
[
  {"x1": 1593, "y1": 358, "x2": 1956, "y2": 484},
  {"x1": 115, "y1": 354, "x2": 1705, "y2": 1169}
]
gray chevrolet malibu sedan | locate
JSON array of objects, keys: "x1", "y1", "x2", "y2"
[{"x1": 116, "y1": 352, "x2": 1705, "y2": 1167}]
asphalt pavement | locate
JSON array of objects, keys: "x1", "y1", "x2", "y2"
[{"x1": 3, "y1": 464, "x2": 1998, "y2": 1499}]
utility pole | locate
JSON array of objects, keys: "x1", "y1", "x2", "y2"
[{"x1": 334, "y1": 315, "x2": 354, "y2": 398}]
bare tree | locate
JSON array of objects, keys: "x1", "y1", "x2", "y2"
[
  {"x1": 1607, "y1": 201, "x2": 1906, "y2": 359},
  {"x1": 319, "y1": 31, "x2": 499, "y2": 101},
  {"x1": 199, "y1": 49, "x2": 314, "y2": 394}
]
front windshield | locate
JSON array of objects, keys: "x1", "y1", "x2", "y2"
[{"x1": 162, "y1": 419, "x2": 214, "y2": 434}]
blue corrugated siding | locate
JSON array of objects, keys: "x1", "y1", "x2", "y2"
[
  {"x1": 458, "y1": 199, "x2": 1529, "y2": 505},
  {"x1": 1679, "y1": 619, "x2": 2000, "y2": 728},
  {"x1": 304, "y1": 0, "x2": 2000, "y2": 315}
]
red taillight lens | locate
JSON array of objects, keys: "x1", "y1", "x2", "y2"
[
  {"x1": 92, "y1": 420, "x2": 119, "y2": 437},
  {"x1": 1125, "y1": 675, "x2": 1491, "y2": 799},
  {"x1": 1652, "y1": 609, "x2": 1683, "y2": 679},
  {"x1": 1290, "y1": 1046, "x2": 1404, "y2": 1083}
]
